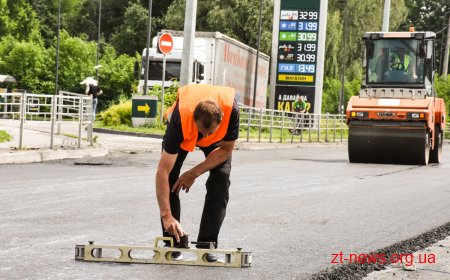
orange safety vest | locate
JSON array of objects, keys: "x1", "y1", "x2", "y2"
[{"x1": 165, "y1": 84, "x2": 236, "y2": 152}]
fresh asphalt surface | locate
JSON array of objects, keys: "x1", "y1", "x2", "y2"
[{"x1": 1, "y1": 144, "x2": 450, "y2": 279}]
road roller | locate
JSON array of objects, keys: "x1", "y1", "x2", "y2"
[{"x1": 346, "y1": 31, "x2": 446, "y2": 165}]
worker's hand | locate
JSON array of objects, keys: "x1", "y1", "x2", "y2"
[
  {"x1": 172, "y1": 170, "x2": 197, "y2": 195},
  {"x1": 161, "y1": 214, "x2": 184, "y2": 243}
]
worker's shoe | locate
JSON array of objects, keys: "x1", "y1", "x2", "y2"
[{"x1": 204, "y1": 253, "x2": 219, "y2": 262}]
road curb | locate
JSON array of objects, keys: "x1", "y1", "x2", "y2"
[
  {"x1": 93, "y1": 127, "x2": 163, "y2": 139},
  {"x1": 0, "y1": 147, "x2": 109, "y2": 165}
]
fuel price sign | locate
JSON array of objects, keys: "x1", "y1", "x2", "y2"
[{"x1": 272, "y1": 0, "x2": 326, "y2": 113}]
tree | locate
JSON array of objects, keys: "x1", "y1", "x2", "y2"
[
  {"x1": 28, "y1": 0, "x2": 80, "y2": 47},
  {"x1": 55, "y1": 30, "x2": 97, "y2": 93},
  {"x1": 96, "y1": 45, "x2": 137, "y2": 109},
  {"x1": 0, "y1": 2, "x2": 12, "y2": 37},
  {"x1": 162, "y1": 0, "x2": 214, "y2": 32},
  {"x1": 326, "y1": 0, "x2": 408, "y2": 80},
  {"x1": 65, "y1": 0, "x2": 99, "y2": 41},
  {"x1": 110, "y1": 2, "x2": 149, "y2": 55},
  {"x1": 207, "y1": 0, "x2": 273, "y2": 54},
  {"x1": 403, "y1": 0, "x2": 449, "y2": 73},
  {"x1": 324, "y1": 10, "x2": 343, "y2": 79},
  {"x1": 4, "y1": 1, "x2": 42, "y2": 43},
  {"x1": 0, "y1": 35, "x2": 50, "y2": 92},
  {"x1": 162, "y1": 0, "x2": 274, "y2": 54}
]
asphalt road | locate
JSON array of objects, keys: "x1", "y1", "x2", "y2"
[{"x1": 1, "y1": 145, "x2": 450, "y2": 279}]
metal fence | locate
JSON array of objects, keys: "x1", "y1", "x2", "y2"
[
  {"x1": 239, "y1": 105, "x2": 347, "y2": 143},
  {"x1": 238, "y1": 104, "x2": 450, "y2": 143},
  {"x1": 0, "y1": 91, "x2": 93, "y2": 149}
]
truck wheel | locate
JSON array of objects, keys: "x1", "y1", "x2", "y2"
[{"x1": 429, "y1": 127, "x2": 443, "y2": 163}]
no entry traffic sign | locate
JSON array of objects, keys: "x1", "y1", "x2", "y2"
[{"x1": 158, "y1": 33, "x2": 174, "y2": 55}]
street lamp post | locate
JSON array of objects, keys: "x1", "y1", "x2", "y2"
[
  {"x1": 252, "y1": 0, "x2": 263, "y2": 108},
  {"x1": 96, "y1": 0, "x2": 102, "y2": 82},
  {"x1": 338, "y1": 0, "x2": 349, "y2": 114},
  {"x1": 443, "y1": 15, "x2": 450, "y2": 78},
  {"x1": 55, "y1": 0, "x2": 62, "y2": 95},
  {"x1": 438, "y1": 12, "x2": 450, "y2": 76},
  {"x1": 143, "y1": 0, "x2": 153, "y2": 95}
]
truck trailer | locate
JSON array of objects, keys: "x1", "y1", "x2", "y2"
[
  {"x1": 137, "y1": 31, "x2": 270, "y2": 108},
  {"x1": 346, "y1": 31, "x2": 446, "y2": 165}
]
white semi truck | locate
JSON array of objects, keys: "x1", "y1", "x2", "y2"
[{"x1": 136, "y1": 30, "x2": 270, "y2": 108}]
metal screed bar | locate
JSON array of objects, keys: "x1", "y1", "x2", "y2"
[{"x1": 75, "y1": 237, "x2": 252, "y2": 268}]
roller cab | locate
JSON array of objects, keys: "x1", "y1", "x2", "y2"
[{"x1": 346, "y1": 31, "x2": 446, "y2": 165}]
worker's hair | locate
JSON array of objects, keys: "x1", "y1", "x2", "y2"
[{"x1": 193, "y1": 100, "x2": 223, "y2": 129}]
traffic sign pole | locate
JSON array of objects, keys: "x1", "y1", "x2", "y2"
[
  {"x1": 158, "y1": 33, "x2": 174, "y2": 124},
  {"x1": 161, "y1": 54, "x2": 166, "y2": 124}
]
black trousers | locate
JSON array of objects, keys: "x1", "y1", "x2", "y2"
[{"x1": 161, "y1": 145, "x2": 232, "y2": 248}]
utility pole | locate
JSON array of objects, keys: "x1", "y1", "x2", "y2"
[
  {"x1": 443, "y1": 15, "x2": 450, "y2": 79},
  {"x1": 339, "y1": 0, "x2": 348, "y2": 114},
  {"x1": 382, "y1": 0, "x2": 390, "y2": 32},
  {"x1": 143, "y1": 0, "x2": 153, "y2": 95},
  {"x1": 252, "y1": 0, "x2": 263, "y2": 108},
  {"x1": 95, "y1": 0, "x2": 102, "y2": 81},
  {"x1": 180, "y1": 0, "x2": 197, "y2": 86},
  {"x1": 55, "y1": 0, "x2": 62, "y2": 95}
]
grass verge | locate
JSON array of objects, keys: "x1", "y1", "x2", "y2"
[{"x1": 0, "y1": 130, "x2": 12, "y2": 143}]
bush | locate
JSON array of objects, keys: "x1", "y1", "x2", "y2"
[
  {"x1": 147, "y1": 82, "x2": 179, "y2": 109},
  {"x1": 99, "y1": 81, "x2": 180, "y2": 128},
  {"x1": 435, "y1": 75, "x2": 450, "y2": 116},
  {"x1": 100, "y1": 100, "x2": 132, "y2": 126}
]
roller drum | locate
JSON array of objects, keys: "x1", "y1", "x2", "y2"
[{"x1": 348, "y1": 121, "x2": 430, "y2": 165}]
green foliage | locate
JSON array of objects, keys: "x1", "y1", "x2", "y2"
[
  {"x1": 326, "y1": 0, "x2": 408, "y2": 80},
  {"x1": 110, "y1": 2, "x2": 148, "y2": 55},
  {"x1": 146, "y1": 82, "x2": 179, "y2": 109},
  {"x1": 0, "y1": 130, "x2": 12, "y2": 143},
  {"x1": 435, "y1": 75, "x2": 450, "y2": 116},
  {"x1": 7, "y1": 1, "x2": 42, "y2": 43},
  {"x1": 162, "y1": 0, "x2": 274, "y2": 54},
  {"x1": 56, "y1": 30, "x2": 97, "y2": 92},
  {"x1": 100, "y1": 99, "x2": 132, "y2": 126},
  {"x1": 97, "y1": 45, "x2": 138, "y2": 110},
  {"x1": 325, "y1": 11, "x2": 342, "y2": 79},
  {"x1": 65, "y1": 0, "x2": 99, "y2": 41},
  {"x1": 0, "y1": 2, "x2": 11, "y2": 37},
  {"x1": 0, "y1": 35, "x2": 51, "y2": 92},
  {"x1": 403, "y1": 0, "x2": 449, "y2": 72},
  {"x1": 322, "y1": 78, "x2": 361, "y2": 114},
  {"x1": 98, "y1": 82, "x2": 177, "y2": 128},
  {"x1": 0, "y1": 1, "x2": 43, "y2": 44},
  {"x1": 28, "y1": 0, "x2": 76, "y2": 47},
  {"x1": 206, "y1": 0, "x2": 274, "y2": 55},
  {"x1": 322, "y1": 78, "x2": 341, "y2": 114}
]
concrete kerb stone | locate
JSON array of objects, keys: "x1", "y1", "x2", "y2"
[
  {"x1": 0, "y1": 150, "x2": 43, "y2": 164},
  {"x1": 0, "y1": 146, "x2": 109, "y2": 165},
  {"x1": 40, "y1": 147, "x2": 109, "y2": 162},
  {"x1": 0, "y1": 120, "x2": 110, "y2": 164}
]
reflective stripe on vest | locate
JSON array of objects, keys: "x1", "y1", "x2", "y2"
[{"x1": 165, "y1": 84, "x2": 235, "y2": 152}]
